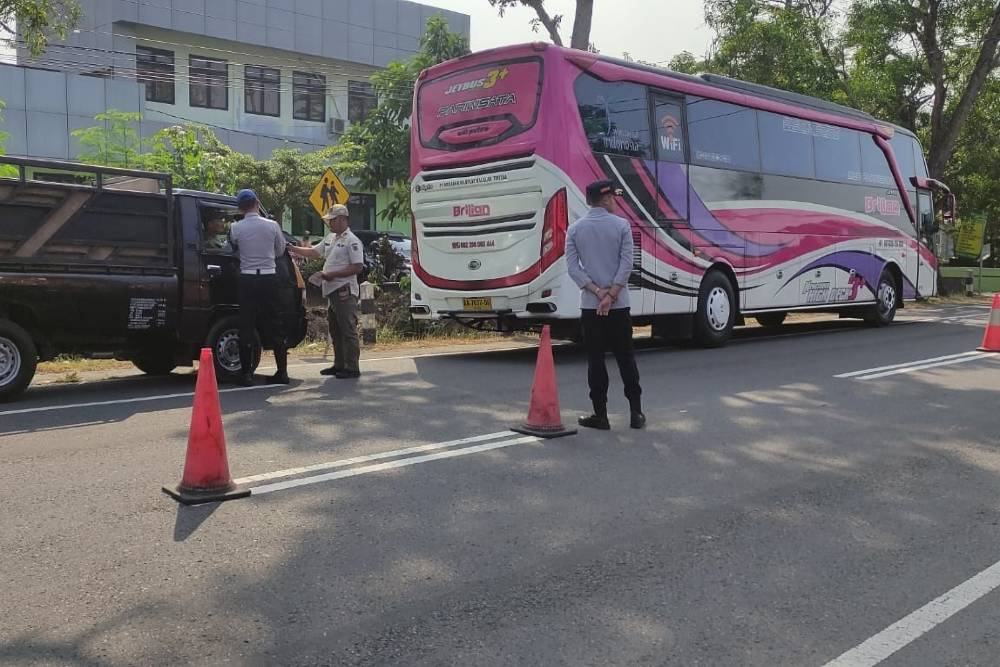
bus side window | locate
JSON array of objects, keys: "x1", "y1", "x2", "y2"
[
  {"x1": 574, "y1": 74, "x2": 652, "y2": 158},
  {"x1": 652, "y1": 96, "x2": 685, "y2": 163},
  {"x1": 814, "y1": 124, "x2": 862, "y2": 184},
  {"x1": 758, "y1": 111, "x2": 815, "y2": 179},
  {"x1": 686, "y1": 97, "x2": 760, "y2": 172}
]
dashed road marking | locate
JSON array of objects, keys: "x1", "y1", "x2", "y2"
[
  {"x1": 824, "y1": 558, "x2": 1000, "y2": 666},
  {"x1": 249, "y1": 434, "x2": 542, "y2": 496},
  {"x1": 835, "y1": 351, "x2": 985, "y2": 380},
  {"x1": 234, "y1": 431, "x2": 516, "y2": 485}
]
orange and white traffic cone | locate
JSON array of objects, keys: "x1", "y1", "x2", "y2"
[
  {"x1": 978, "y1": 294, "x2": 1000, "y2": 353},
  {"x1": 512, "y1": 326, "x2": 577, "y2": 439},
  {"x1": 163, "y1": 348, "x2": 249, "y2": 505}
]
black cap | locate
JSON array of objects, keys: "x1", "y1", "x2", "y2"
[{"x1": 586, "y1": 179, "x2": 623, "y2": 203}]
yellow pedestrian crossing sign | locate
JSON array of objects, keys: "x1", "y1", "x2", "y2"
[{"x1": 309, "y1": 168, "x2": 350, "y2": 217}]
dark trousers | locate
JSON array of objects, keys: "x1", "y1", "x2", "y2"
[
  {"x1": 237, "y1": 274, "x2": 287, "y2": 377},
  {"x1": 327, "y1": 286, "x2": 360, "y2": 373},
  {"x1": 581, "y1": 308, "x2": 642, "y2": 413}
]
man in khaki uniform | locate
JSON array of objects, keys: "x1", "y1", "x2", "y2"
[{"x1": 288, "y1": 204, "x2": 364, "y2": 378}]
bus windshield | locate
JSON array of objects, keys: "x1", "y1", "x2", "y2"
[{"x1": 416, "y1": 57, "x2": 543, "y2": 151}]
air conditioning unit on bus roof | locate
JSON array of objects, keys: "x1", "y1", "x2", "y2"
[{"x1": 328, "y1": 117, "x2": 345, "y2": 137}]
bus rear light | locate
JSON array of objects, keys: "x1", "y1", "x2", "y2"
[
  {"x1": 540, "y1": 188, "x2": 568, "y2": 273},
  {"x1": 410, "y1": 213, "x2": 420, "y2": 269}
]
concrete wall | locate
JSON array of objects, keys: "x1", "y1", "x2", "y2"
[
  {"x1": 0, "y1": 62, "x2": 325, "y2": 159},
  {"x1": 940, "y1": 267, "x2": 1000, "y2": 294},
  {"x1": 18, "y1": 0, "x2": 470, "y2": 70}
]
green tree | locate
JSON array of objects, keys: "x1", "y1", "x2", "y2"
[
  {"x1": 331, "y1": 15, "x2": 469, "y2": 221},
  {"x1": 71, "y1": 110, "x2": 144, "y2": 168},
  {"x1": 488, "y1": 0, "x2": 595, "y2": 50},
  {"x1": 144, "y1": 124, "x2": 233, "y2": 191},
  {"x1": 700, "y1": 0, "x2": 1000, "y2": 179},
  {"x1": 1, "y1": 0, "x2": 81, "y2": 56}
]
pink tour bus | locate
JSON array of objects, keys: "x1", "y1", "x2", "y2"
[{"x1": 408, "y1": 43, "x2": 951, "y2": 345}]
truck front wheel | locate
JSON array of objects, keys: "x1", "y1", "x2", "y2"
[
  {"x1": 0, "y1": 319, "x2": 38, "y2": 402},
  {"x1": 206, "y1": 316, "x2": 260, "y2": 382}
]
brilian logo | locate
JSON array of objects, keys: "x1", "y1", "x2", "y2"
[
  {"x1": 454, "y1": 204, "x2": 491, "y2": 217},
  {"x1": 444, "y1": 67, "x2": 509, "y2": 95},
  {"x1": 864, "y1": 195, "x2": 901, "y2": 216}
]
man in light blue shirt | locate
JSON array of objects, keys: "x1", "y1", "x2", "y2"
[
  {"x1": 565, "y1": 180, "x2": 644, "y2": 430},
  {"x1": 228, "y1": 189, "x2": 289, "y2": 386}
]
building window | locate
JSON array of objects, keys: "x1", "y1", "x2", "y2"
[
  {"x1": 136, "y1": 46, "x2": 174, "y2": 104},
  {"x1": 348, "y1": 80, "x2": 377, "y2": 123},
  {"x1": 190, "y1": 55, "x2": 228, "y2": 110},
  {"x1": 293, "y1": 72, "x2": 326, "y2": 122},
  {"x1": 245, "y1": 65, "x2": 280, "y2": 117}
]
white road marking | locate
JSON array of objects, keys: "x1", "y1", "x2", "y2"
[
  {"x1": 858, "y1": 353, "x2": 990, "y2": 379},
  {"x1": 824, "y1": 558, "x2": 1000, "y2": 667},
  {"x1": 0, "y1": 383, "x2": 279, "y2": 417},
  {"x1": 234, "y1": 431, "x2": 516, "y2": 484},
  {"x1": 835, "y1": 351, "x2": 982, "y2": 378},
  {"x1": 249, "y1": 435, "x2": 541, "y2": 496}
]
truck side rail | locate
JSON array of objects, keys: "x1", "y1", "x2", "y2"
[{"x1": 0, "y1": 156, "x2": 175, "y2": 271}]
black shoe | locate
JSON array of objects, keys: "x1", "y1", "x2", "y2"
[
  {"x1": 237, "y1": 374, "x2": 255, "y2": 387},
  {"x1": 335, "y1": 370, "x2": 361, "y2": 379},
  {"x1": 319, "y1": 366, "x2": 342, "y2": 376},
  {"x1": 630, "y1": 411, "x2": 646, "y2": 429},
  {"x1": 266, "y1": 372, "x2": 290, "y2": 385},
  {"x1": 578, "y1": 414, "x2": 611, "y2": 430}
]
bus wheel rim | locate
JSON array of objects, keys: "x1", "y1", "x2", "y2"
[
  {"x1": 707, "y1": 287, "x2": 731, "y2": 331},
  {"x1": 216, "y1": 330, "x2": 243, "y2": 372},
  {"x1": 0, "y1": 336, "x2": 22, "y2": 387},
  {"x1": 878, "y1": 281, "x2": 896, "y2": 314}
]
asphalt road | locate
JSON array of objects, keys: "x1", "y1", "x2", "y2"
[{"x1": 2, "y1": 303, "x2": 999, "y2": 666}]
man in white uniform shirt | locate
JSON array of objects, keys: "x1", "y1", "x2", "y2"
[{"x1": 288, "y1": 205, "x2": 365, "y2": 378}]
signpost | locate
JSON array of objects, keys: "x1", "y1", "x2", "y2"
[
  {"x1": 980, "y1": 243, "x2": 992, "y2": 294},
  {"x1": 309, "y1": 168, "x2": 350, "y2": 218},
  {"x1": 956, "y1": 219, "x2": 986, "y2": 260}
]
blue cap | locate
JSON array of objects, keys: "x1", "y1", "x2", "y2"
[{"x1": 236, "y1": 188, "x2": 258, "y2": 208}]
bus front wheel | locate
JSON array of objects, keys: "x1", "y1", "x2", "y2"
[
  {"x1": 864, "y1": 271, "x2": 898, "y2": 327},
  {"x1": 694, "y1": 271, "x2": 736, "y2": 347}
]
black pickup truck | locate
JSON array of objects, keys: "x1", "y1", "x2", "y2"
[{"x1": 0, "y1": 157, "x2": 307, "y2": 401}]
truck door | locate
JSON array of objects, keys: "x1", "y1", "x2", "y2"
[{"x1": 197, "y1": 204, "x2": 241, "y2": 311}]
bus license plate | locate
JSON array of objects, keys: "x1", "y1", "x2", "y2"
[{"x1": 463, "y1": 297, "x2": 493, "y2": 311}]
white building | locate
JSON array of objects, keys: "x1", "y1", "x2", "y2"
[{"x1": 2, "y1": 0, "x2": 470, "y2": 232}]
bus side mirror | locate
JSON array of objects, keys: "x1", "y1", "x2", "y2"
[{"x1": 943, "y1": 193, "x2": 956, "y2": 223}]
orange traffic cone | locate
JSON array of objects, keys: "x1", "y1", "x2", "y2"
[
  {"x1": 162, "y1": 348, "x2": 249, "y2": 505},
  {"x1": 978, "y1": 294, "x2": 1000, "y2": 352},
  {"x1": 512, "y1": 325, "x2": 576, "y2": 439}
]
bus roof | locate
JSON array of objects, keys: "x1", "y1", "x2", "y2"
[{"x1": 420, "y1": 43, "x2": 912, "y2": 138}]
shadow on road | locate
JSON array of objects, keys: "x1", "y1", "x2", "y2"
[{"x1": 172, "y1": 502, "x2": 223, "y2": 542}]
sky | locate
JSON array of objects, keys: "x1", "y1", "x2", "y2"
[
  {"x1": 424, "y1": 0, "x2": 713, "y2": 65},
  {"x1": 1, "y1": 1, "x2": 715, "y2": 66}
]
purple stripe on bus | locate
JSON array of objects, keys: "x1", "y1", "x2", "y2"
[
  {"x1": 784, "y1": 250, "x2": 919, "y2": 298},
  {"x1": 641, "y1": 160, "x2": 785, "y2": 257}
]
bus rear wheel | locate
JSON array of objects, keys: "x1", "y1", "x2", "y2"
[
  {"x1": 864, "y1": 271, "x2": 898, "y2": 327},
  {"x1": 694, "y1": 271, "x2": 736, "y2": 347}
]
